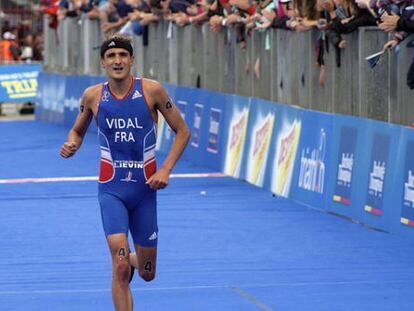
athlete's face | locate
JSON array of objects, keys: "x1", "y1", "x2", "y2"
[{"x1": 102, "y1": 48, "x2": 134, "y2": 80}]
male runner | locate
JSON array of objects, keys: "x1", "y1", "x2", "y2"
[{"x1": 60, "y1": 34, "x2": 190, "y2": 310}]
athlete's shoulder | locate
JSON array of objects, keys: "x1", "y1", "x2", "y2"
[
  {"x1": 83, "y1": 83, "x2": 103, "y2": 98},
  {"x1": 142, "y1": 78, "x2": 164, "y2": 95},
  {"x1": 82, "y1": 83, "x2": 104, "y2": 106},
  {"x1": 142, "y1": 78, "x2": 168, "y2": 102}
]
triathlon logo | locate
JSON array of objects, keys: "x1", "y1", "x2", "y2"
[{"x1": 121, "y1": 171, "x2": 137, "y2": 183}]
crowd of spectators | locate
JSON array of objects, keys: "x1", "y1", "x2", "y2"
[
  {"x1": 3, "y1": 0, "x2": 414, "y2": 83},
  {"x1": 0, "y1": 17, "x2": 44, "y2": 64},
  {"x1": 39, "y1": 0, "x2": 414, "y2": 84}
]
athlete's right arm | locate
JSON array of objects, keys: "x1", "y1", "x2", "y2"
[{"x1": 60, "y1": 87, "x2": 95, "y2": 158}]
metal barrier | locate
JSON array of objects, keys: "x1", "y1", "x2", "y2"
[{"x1": 43, "y1": 17, "x2": 414, "y2": 125}]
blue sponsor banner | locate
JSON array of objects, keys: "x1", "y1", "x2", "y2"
[
  {"x1": 191, "y1": 103, "x2": 203, "y2": 148},
  {"x1": 36, "y1": 72, "x2": 65, "y2": 124},
  {"x1": 63, "y1": 75, "x2": 102, "y2": 133},
  {"x1": 326, "y1": 116, "x2": 368, "y2": 220},
  {"x1": 364, "y1": 133, "x2": 390, "y2": 217},
  {"x1": 399, "y1": 138, "x2": 414, "y2": 229},
  {"x1": 203, "y1": 91, "x2": 227, "y2": 171},
  {"x1": 165, "y1": 86, "x2": 197, "y2": 158},
  {"x1": 356, "y1": 120, "x2": 400, "y2": 232},
  {"x1": 332, "y1": 126, "x2": 358, "y2": 206},
  {"x1": 0, "y1": 64, "x2": 41, "y2": 103},
  {"x1": 290, "y1": 110, "x2": 333, "y2": 210},
  {"x1": 207, "y1": 106, "x2": 221, "y2": 154},
  {"x1": 389, "y1": 127, "x2": 414, "y2": 236}
]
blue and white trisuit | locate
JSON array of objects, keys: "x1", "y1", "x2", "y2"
[{"x1": 96, "y1": 78, "x2": 158, "y2": 247}]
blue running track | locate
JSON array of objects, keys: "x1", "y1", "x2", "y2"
[{"x1": 1, "y1": 120, "x2": 414, "y2": 311}]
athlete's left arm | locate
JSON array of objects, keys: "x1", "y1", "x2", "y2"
[{"x1": 145, "y1": 80, "x2": 190, "y2": 190}]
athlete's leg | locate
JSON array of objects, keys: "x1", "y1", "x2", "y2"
[
  {"x1": 99, "y1": 193, "x2": 133, "y2": 310},
  {"x1": 134, "y1": 244, "x2": 157, "y2": 281},
  {"x1": 129, "y1": 191, "x2": 158, "y2": 281},
  {"x1": 107, "y1": 234, "x2": 134, "y2": 311},
  {"x1": 130, "y1": 252, "x2": 138, "y2": 268}
]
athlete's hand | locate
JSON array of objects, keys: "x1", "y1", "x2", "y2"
[
  {"x1": 146, "y1": 167, "x2": 170, "y2": 190},
  {"x1": 60, "y1": 142, "x2": 78, "y2": 158}
]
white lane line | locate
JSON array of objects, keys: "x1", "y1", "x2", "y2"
[
  {"x1": 230, "y1": 286, "x2": 274, "y2": 311},
  {"x1": 0, "y1": 279, "x2": 410, "y2": 295},
  {"x1": 0, "y1": 173, "x2": 227, "y2": 184}
]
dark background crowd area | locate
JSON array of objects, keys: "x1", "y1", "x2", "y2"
[{"x1": 2, "y1": 0, "x2": 414, "y2": 84}]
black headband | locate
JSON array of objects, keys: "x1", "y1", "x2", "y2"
[{"x1": 100, "y1": 39, "x2": 133, "y2": 58}]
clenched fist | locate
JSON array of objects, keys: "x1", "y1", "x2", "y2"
[{"x1": 60, "y1": 142, "x2": 78, "y2": 158}]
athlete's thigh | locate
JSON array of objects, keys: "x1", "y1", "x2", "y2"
[
  {"x1": 128, "y1": 191, "x2": 158, "y2": 247},
  {"x1": 98, "y1": 192, "x2": 129, "y2": 237}
]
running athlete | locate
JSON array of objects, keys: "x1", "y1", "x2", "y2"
[{"x1": 60, "y1": 34, "x2": 190, "y2": 311}]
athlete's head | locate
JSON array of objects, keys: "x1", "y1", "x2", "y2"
[{"x1": 100, "y1": 34, "x2": 134, "y2": 80}]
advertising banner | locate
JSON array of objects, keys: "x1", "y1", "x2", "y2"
[
  {"x1": 244, "y1": 99, "x2": 276, "y2": 187},
  {"x1": 269, "y1": 106, "x2": 302, "y2": 197},
  {"x1": 36, "y1": 73, "x2": 65, "y2": 124},
  {"x1": 326, "y1": 117, "x2": 368, "y2": 220},
  {"x1": 290, "y1": 110, "x2": 333, "y2": 210},
  {"x1": 356, "y1": 121, "x2": 401, "y2": 232},
  {"x1": 223, "y1": 95, "x2": 251, "y2": 178},
  {"x1": 191, "y1": 103, "x2": 203, "y2": 148},
  {"x1": 363, "y1": 133, "x2": 390, "y2": 217},
  {"x1": 204, "y1": 91, "x2": 227, "y2": 171},
  {"x1": 207, "y1": 107, "x2": 221, "y2": 154},
  {"x1": 0, "y1": 64, "x2": 41, "y2": 103},
  {"x1": 400, "y1": 140, "x2": 414, "y2": 228},
  {"x1": 332, "y1": 126, "x2": 358, "y2": 206}
]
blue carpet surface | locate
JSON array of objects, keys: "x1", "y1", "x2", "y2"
[{"x1": 0, "y1": 121, "x2": 414, "y2": 311}]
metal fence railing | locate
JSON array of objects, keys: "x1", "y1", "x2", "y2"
[{"x1": 43, "y1": 17, "x2": 414, "y2": 126}]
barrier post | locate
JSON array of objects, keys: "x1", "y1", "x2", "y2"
[
  {"x1": 332, "y1": 31, "x2": 359, "y2": 116},
  {"x1": 202, "y1": 24, "x2": 220, "y2": 91},
  {"x1": 251, "y1": 30, "x2": 271, "y2": 100},
  {"x1": 358, "y1": 27, "x2": 389, "y2": 122}
]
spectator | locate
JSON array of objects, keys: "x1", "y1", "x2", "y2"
[
  {"x1": 0, "y1": 32, "x2": 20, "y2": 64},
  {"x1": 58, "y1": 0, "x2": 80, "y2": 19},
  {"x1": 100, "y1": 0, "x2": 130, "y2": 36},
  {"x1": 33, "y1": 34, "x2": 44, "y2": 61},
  {"x1": 379, "y1": 2, "x2": 414, "y2": 33},
  {"x1": 42, "y1": 0, "x2": 60, "y2": 29},
  {"x1": 20, "y1": 33, "x2": 34, "y2": 63}
]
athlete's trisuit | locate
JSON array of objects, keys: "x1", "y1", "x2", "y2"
[{"x1": 97, "y1": 77, "x2": 158, "y2": 247}]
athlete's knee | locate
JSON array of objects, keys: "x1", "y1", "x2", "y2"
[
  {"x1": 139, "y1": 269, "x2": 155, "y2": 282},
  {"x1": 113, "y1": 248, "x2": 131, "y2": 284}
]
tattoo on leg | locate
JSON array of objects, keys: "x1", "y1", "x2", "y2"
[
  {"x1": 144, "y1": 261, "x2": 152, "y2": 272},
  {"x1": 165, "y1": 101, "x2": 173, "y2": 110}
]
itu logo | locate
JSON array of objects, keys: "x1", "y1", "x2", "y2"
[{"x1": 298, "y1": 129, "x2": 326, "y2": 193}]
